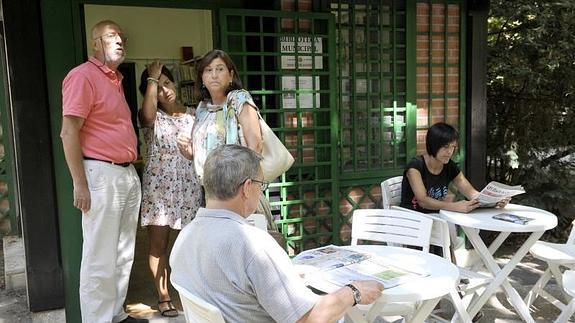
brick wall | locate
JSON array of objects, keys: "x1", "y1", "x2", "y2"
[{"x1": 416, "y1": 2, "x2": 461, "y2": 154}]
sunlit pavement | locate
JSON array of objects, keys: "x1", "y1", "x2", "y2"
[{"x1": 0, "y1": 227, "x2": 568, "y2": 322}]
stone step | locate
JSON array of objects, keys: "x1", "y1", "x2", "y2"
[{"x1": 3, "y1": 235, "x2": 26, "y2": 291}]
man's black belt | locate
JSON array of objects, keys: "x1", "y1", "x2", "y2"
[{"x1": 84, "y1": 156, "x2": 131, "y2": 167}]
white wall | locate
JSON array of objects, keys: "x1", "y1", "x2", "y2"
[
  {"x1": 84, "y1": 4, "x2": 212, "y2": 60},
  {"x1": 84, "y1": 4, "x2": 213, "y2": 105},
  {"x1": 84, "y1": 4, "x2": 213, "y2": 160}
]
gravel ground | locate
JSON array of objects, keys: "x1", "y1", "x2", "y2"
[
  {"x1": 0, "y1": 238, "x2": 32, "y2": 322},
  {"x1": 0, "y1": 238, "x2": 569, "y2": 323}
]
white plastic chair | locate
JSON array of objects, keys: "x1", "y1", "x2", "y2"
[
  {"x1": 525, "y1": 219, "x2": 575, "y2": 311},
  {"x1": 381, "y1": 176, "x2": 464, "y2": 250},
  {"x1": 171, "y1": 280, "x2": 225, "y2": 323},
  {"x1": 395, "y1": 206, "x2": 490, "y2": 322},
  {"x1": 352, "y1": 208, "x2": 433, "y2": 252},
  {"x1": 246, "y1": 213, "x2": 267, "y2": 231},
  {"x1": 350, "y1": 208, "x2": 433, "y2": 321},
  {"x1": 381, "y1": 176, "x2": 403, "y2": 209},
  {"x1": 555, "y1": 270, "x2": 575, "y2": 323}
]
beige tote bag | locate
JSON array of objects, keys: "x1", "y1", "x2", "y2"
[{"x1": 237, "y1": 110, "x2": 294, "y2": 181}]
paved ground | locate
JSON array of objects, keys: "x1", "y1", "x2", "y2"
[
  {"x1": 0, "y1": 238, "x2": 32, "y2": 323},
  {"x1": 0, "y1": 229, "x2": 571, "y2": 322},
  {"x1": 451, "y1": 248, "x2": 565, "y2": 322}
]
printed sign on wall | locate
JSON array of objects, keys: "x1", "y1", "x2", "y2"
[{"x1": 280, "y1": 36, "x2": 323, "y2": 69}]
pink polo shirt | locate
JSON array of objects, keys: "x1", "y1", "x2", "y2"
[{"x1": 62, "y1": 56, "x2": 137, "y2": 163}]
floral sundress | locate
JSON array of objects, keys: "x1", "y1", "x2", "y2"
[{"x1": 140, "y1": 107, "x2": 202, "y2": 229}]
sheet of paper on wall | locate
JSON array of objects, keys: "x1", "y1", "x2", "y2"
[
  {"x1": 281, "y1": 76, "x2": 320, "y2": 109},
  {"x1": 280, "y1": 36, "x2": 323, "y2": 69}
]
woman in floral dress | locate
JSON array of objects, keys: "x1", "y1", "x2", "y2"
[{"x1": 138, "y1": 60, "x2": 202, "y2": 317}]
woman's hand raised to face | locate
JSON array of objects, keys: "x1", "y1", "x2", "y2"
[
  {"x1": 140, "y1": 59, "x2": 164, "y2": 127},
  {"x1": 147, "y1": 59, "x2": 163, "y2": 80}
]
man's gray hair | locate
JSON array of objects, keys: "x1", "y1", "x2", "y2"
[
  {"x1": 91, "y1": 20, "x2": 121, "y2": 40},
  {"x1": 203, "y1": 145, "x2": 263, "y2": 200}
]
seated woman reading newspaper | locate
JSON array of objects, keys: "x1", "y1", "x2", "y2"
[
  {"x1": 400, "y1": 122, "x2": 509, "y2": 214},
  {"x1": 400, "y1": 122, "x2": 510, "y2": 322}
]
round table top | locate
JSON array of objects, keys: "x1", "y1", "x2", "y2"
[
  {"x1": 340, "y1": 245, "x2": 459, "y2": 303},
  {"x1": 439, "y1": 203, "x2": 557, "y2": 232}
]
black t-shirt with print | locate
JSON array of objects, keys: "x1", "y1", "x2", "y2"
[{"x1": 400, "y1": 155, "x2": 461, "y2": 213}]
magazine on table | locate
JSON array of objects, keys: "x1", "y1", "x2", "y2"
[
  {"x1": 477, "y1": 181, "x2": 525, "y2": 207},
  {"x1": 293, "y1": 245, "x2": 428, "y2": 289},
  {"x1": 492, "y1": 212, "x2": 534, "y2": 225}
]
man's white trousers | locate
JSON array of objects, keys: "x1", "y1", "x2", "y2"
[{"x1": 79, "y1": 161, "x2": 141, "y2": 323}]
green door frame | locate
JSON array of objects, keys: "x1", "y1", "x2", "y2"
[
  {"x1": 41, "y1": 1, "x2": 472, "y2": 320},
  {"x1": 41, "y1": 1, "x2": 236, "y2": 321},
  {"x1": 0, "y1": 29, "x2": 18, "y2": 236}
]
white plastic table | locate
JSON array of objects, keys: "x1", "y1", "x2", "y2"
[
  {"x1": 297, "y1": 245, "x2": 470, "y2": 323},
  {"x1": 440, "y1": 204, "x2": 558, "y2": 323}
]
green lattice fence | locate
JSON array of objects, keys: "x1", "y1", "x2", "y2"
[
  {"x1": 218, "y1": 1, "x2": 466, "y2": 253},
  {"x1": 220, "y1": 9, "x2": 338, "y2": 255}
]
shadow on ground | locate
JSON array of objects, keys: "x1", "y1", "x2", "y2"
[{"x1": 0, "y1": 229, "x2": 570, "y2": 322}]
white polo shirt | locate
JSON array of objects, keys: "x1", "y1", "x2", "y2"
[{"x1": 170, "y1": 208, "x2": 319, "y2": 323}]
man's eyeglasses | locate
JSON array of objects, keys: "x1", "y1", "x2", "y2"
[
  {"x1": 250, "y1": 179, "x2": 269, "y2": 191},
  {"x1": 94, "y1": 32, "x2": 127, "y2": 43}
]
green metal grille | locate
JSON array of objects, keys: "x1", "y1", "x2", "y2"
[
  {"x1": 332, "y1": 0, "x2": 410, "y2": 178},
  {"x1": 0, "y1": 33, "x2": 18, "y2": 236},
  {"x1": 219, "y1": 9, "x2": 337, "y2": 255}
]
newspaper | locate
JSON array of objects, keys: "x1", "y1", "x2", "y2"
[
  {"x1": 293, "y1": 245, "x2": 428, "y2": 289},
  {"x1": 292, "y1": 245, "x2": 371, "y2": 271},
  {"x1": 322, "y1": 256, "x2": 429, "y2": 288},
  {"x1": 477, "y1": 181, "x2": 525, "y2": 207}
]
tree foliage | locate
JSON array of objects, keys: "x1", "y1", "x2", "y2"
[{"x1": 487, "y1": 0, "x2": 575, "y2": 239}]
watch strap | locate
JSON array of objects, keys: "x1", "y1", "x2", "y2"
[{"x1": 345, "y1": 283, "x2": 361, "y2": 306}]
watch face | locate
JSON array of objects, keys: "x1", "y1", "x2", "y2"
[
  {"x1": 347, "y1": 284, "x2": 361, "y2": 305},
  {"x1": 353, "y1": 288, "x2": 361, "y2": 304}
]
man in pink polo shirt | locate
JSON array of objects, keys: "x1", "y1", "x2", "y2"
[{"x1": 60, "y1": 20, "x2": 146, "y2": 323}]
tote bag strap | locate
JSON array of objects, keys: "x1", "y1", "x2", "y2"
[{"x1": 226, "y1": 90, "x2": 264, "y2": 147}]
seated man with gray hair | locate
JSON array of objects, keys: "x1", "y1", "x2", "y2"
[{"x1": 170, "y1": 144, "x2": 383, "y2": 322}]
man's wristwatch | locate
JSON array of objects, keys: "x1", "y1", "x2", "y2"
[{"x1": 345, "y1": 283, "x2": 361, "y2": 306}]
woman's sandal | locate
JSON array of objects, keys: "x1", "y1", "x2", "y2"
[{"x1": 158, "y1": 300, "x2": 179, "y2": 317}]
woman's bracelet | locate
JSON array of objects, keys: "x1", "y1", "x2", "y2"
[{"x1": 147, "y1": 77, "x2": 159, "y2": 84}]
